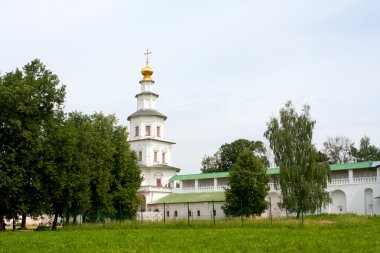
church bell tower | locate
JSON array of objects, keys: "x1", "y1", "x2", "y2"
[{"x1": 128, "y1": 50, "x2": 180, "y2": 208}]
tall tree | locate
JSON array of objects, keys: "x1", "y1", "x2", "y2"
[
  {"x1": 41, "y1": 113, "x2": 75, "y2": 230},
  {"x1": 41, "y1": 112, "x2": 93, "y2": 229},
  {"x1": 1, "y1": 60, "x2": 142, "y2": 230},
  {"x1": 85, "y1": 113, "x2": 115, "y2": 221},
  {"x1": 322, "y1": 136, "x2": 356, "y2": 164},
  {"x1": 110, "y1": 126, "x2": 142, "y2": 220},
  {"x1": 264, "y1": 101, "x2": 330, "y2": 220},
  {"x1": 351, "y1": 136, "x2": 380, "y2": 162},
  {"x1": 201, "y1": 139, "x2": 269, "y2": 173},
  {"x1": 0, "y1": 60, "x2": 65, "y2": 230},
  {"x1": 222, "y1": 149, "x2": 269, "y2": 217},
  {"x1": 42, "y1": 112, "x2": 141, "y2": 228},
  {"x1": 63, "y1": 112, "x2": 92, "y2": 224}
]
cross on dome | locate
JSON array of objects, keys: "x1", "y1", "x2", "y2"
[
  {"x1": 144, "y1": 49, "x2": 152, "y2": 65},
  {"x1": 141, "y1": 49, "x2": 154, "y2": 82}
]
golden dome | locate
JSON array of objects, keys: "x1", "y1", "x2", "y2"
[{"x1": 141, "y1": 65, "x2": 154, "y2": 81}]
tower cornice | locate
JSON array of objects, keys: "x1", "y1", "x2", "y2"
[
  {"x1": 135, "y1": 92, "x2": 159, "y2": 98},
  {"x1": 129, "y1": 138, "x2": 176, "y2": 145},
  {"x1": 127, "y1": 109, "x2": 167, "y2": 121}
]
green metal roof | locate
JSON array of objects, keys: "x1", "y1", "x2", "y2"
[
  {"x1": 329, "y1": 161, "x2": 379, "y2": 171},
  {"x1": 169, "y1": 161, "x2": 380, "y2": 181},
  {"x1": 266, "y1": 167, "x2": 280, "y2": 174},
  {"x1": 265, "y1": 162, "x2": 380, "y2": 173},
  {"x1": 169, "y1": 172, "x2": 229, "y2": 182},
  {"x1": 151, "y1": 192, "x2": 225, "y2": 204}
]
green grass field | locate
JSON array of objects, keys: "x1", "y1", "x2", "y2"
[{"x1": 1, "y1": 215, "x2": 379, "y2": 253}]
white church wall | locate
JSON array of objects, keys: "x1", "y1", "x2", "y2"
[
  {"x1": 130, "y1": 140, "x2": 172, "y2": 168},
  {"x1": 364, "y1": 188, "x2": 374, "y2": 215},
  {"x1": 326, "y1": 182, "x2": 380, "y2": 215},
  {"x1": 140, "y1": 168, "x2": 177, "y2": 188},
  {"x1": 140, "y1": 81, "x2": 154, "y2": 93},
  {"x1": 141, "y1": 191, "x2": 171, "y2": 204},
  {"x1": 263, "y1": 191, "x2": 283, "y2": 218},
  {"x1": 268, "y1": 181, "x2": 380, "y2": 216},
  {"x1": 147, "y1": 202, "x2": 226, "y2": 221},
  {"x1": 129, "y1": 116, "x2": 166, "y2": 141}
]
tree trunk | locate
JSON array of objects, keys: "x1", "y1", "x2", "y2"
[
  {"x1": 51, "y1": 211, "x2": 59, "y2": 230},
  {"x1": 12, "y1": 218, "x2": 16, "y2": 231},
  {"x1": 65, "y1": 212, "x2": 70, "y2": 226},
  {"x1": 0, "y1": 218, "x2": 5, "y2": 231},
  {"x1": 21, "y1": 214, "x2": 27, "y2": 229}
]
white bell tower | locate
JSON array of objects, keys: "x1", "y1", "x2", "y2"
[{"x1": 128, "y1": 50, "x2": 180, "y2": 209}]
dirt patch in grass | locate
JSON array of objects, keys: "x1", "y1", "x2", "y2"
[{"x1": 318, "y1": 220, "x2": 334, "y2": 225}]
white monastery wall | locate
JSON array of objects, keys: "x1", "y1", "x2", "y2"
[
  {"x1": 326, "y1": 182, "x2": 379, "y2": 215},
  {"x1": 148, "y1": 202, "x2": 226, "y2": 221}
]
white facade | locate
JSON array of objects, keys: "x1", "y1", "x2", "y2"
[
  {"x1": 145, "y1": 162, "x2": 380, "y2": 220},
  {"x1": 148, "y1": 201, "x2": 226, "y2": 221},
  {"x1": 128, "y1": 63, "x2": 180, "y2": 208},
  {"x1": 326, "y1": 177, "x2": 379, "y2": 215},
  {"x1": 265, "y1": 163, "x2": 380, "y2": 217}
]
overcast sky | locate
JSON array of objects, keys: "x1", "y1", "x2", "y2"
[{"x1": 1, "y1": 0, "x2": 379, "y2": 174}]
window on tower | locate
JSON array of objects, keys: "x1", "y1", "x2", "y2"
[
  {"x1": 154, "y1": 151, "x2": 158, "y2": 162},
  {"x1": 145, "y1": 126, "x2": 151, "y2": 136},
  {"x1": 157, "y1": 126, "x2": 161, "y2": 137},
  {"x1": 162, "y1": 152, "x2": 166, "y2": 164},
  {"x1": 138, "y1": 151, "x2": 142, "y2": 161},
  {"x1": 135, "y1": 126, "x2": 139, "y2": 137},
  {"x1": 156, "y1": 178, "x2": 162, "y2": 187}
]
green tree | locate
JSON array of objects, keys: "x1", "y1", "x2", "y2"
[
  {"x1": 41, "y1": 114, "x2": 74, "y2": 229},
  {"x1": 110, "y1": 126, "x2": 142, "y2": 220},
  {"x1": 315, "y1": 151, "x2": 329, "y2": 163},
  {"x1": 222, "y1": 149, "x2": 269, "y2": 217},
  {"x1": 264, "y1": 101, "x2": 330, "y2": 220},
  {"x1": 63, "y1": 112, "x2": 92, "y2": 224},
  {"x1": 42, "y1": 112, "x2": 141, "y2": 228},
  {"x1": 322, "y1": 136, "x2": 356, "y2": 164},
  {"x1": 201, "y1": 139, "x2": 269, "y2": 173},
  {"x1": 0, "y1": 59, "x2": 65, "y2": 230},
  {"x1": 351, "y1": 136, "x2": 380, "y2": 162},
  {"x1": 40, "y1": 112, "x2": 93, "y2": 229},
  {"x1": 0, "y1": 60, "x2": 142, "y2": 230},
  {"x1": 84, "y1": 113, "x2": 115, "y2": 221}
]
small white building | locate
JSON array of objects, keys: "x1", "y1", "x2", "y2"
[{"x1": 148, "y1": 173, "x2": 228, "y2": 220}]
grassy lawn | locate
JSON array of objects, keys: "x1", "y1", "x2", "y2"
[{"x1": 1, "y1": 215, "x2": 379, "y2": 253}]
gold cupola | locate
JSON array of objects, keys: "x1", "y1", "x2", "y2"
[
  {"x1": 140, "y1": 49, "x2": 154, "y2": 82},
  {"x1": 141, "y1": 65, "x2": 154, "y2": 82}
]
